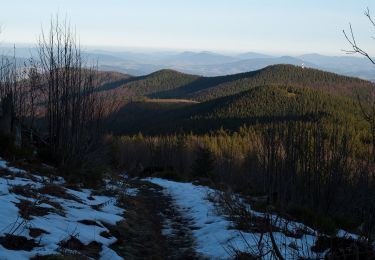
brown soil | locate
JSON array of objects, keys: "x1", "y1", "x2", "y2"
[{"x1": 108, "y1": 179, "x2": 204, "y2": 260}]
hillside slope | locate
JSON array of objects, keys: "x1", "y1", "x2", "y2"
[
  {"x1": 110, "y1": 85, "x2": 365, "y2": 134},
  {"x1": 101, "y1": 65, "x2": 374, "y2": 103},
  {"x1": 149, "y1": 64, "x2": 374, "y2": 101},
  {"x1": 101, "y1": 69, "x2": 199, "y2": 97}
]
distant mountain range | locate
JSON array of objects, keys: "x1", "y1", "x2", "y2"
[
  {"x1": 0, "y1": 46, "x2": 374, "y2": 81},
  {"x1": 88, "y1": 50, "x2": 375, "y2": 82}
]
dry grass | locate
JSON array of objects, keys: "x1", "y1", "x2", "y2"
[
  {"x1": 91, "y1": 199, "x2": 114, "y2": 211},
  {"x1": 0, "y1": 167, "x2": 35, "y2": 181},
  {"x1": 43, "y1": 200, "x2": 64, "y2": 213},
  {"x1": 37, "y1": 184, "x2": 82, "y2": 203},
  {"x1": 10, "y1": 184, "x2": 65, "y2": 216},
  {"x1": 16, "y1": 199, "x2": 53, "y2": 220},
  {"x1": 0, "y1": 234, "x2": 39, "y2": 251},
  {"x1": 8, "y1": 159, "x2": 56, "y2": 178},
  {"x1": 58, "y1": 236, "x2": 102, "y2": 259},
  {"x1": 10, "y1": 184, "x2": 39, "y2": 199},
  {"x1": 210, "y1": 192, "x2": 280, "y2": 234},
  {"x1": 0, "y1": 168, "x2": 11, "y2": 177},
  {"x1": 29, "y1": 228, "x2": 49, "y2": 238},
  {"x1": 58, "y1": 236, "x2": 85, "y2": 251},
  {"x1": 83, "y1": 241, "x2": 103, "y2": 259}
]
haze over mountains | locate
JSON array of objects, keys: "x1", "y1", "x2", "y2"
[
  {"x1": 88, "y1": 50, "x2": 375, "y2": 82},
  {"x1": 1, "y1": 45, "x2": 374, "y2": 82}
]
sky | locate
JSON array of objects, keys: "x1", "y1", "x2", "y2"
[{"x1": 0, "y1": 0, "x2": 375, "y2": 55}]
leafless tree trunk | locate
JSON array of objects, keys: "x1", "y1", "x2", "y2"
[{"x1": 36, "y1": 16, "x2": 107, "y2": 166}]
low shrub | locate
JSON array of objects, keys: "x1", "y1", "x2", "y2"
[
  {"x1": 151, "y1": 169, "x2": 183, "y2": 182},
  {"x1": 59, "y1": 162, "x2": 105, "y2": 189},
  {"x1": 0, "y1": 134, "x2": 33, "y2": 160},
  {"x1": 286, "y1": 204, "x2": 337, "y2": 235}
]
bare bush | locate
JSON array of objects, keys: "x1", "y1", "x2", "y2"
[{"x1": 34, "y1": 16, "x2": 112, "y2": 168}]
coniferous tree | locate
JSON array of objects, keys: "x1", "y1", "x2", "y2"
[{"x1": 191, "y1": 145, "x2": 214, "y2": 178}]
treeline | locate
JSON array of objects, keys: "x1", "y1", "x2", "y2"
[{"x1": 111, "y1": 116, "x2": 375, "y2": 240}]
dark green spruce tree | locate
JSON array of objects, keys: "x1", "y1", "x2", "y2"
[{"x1": 191, "y1": 145, "x2": 214, "y2": 178}]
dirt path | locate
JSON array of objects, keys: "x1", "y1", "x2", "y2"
[{"x1": 111, "y1": 179, "x2": 204, "y2": 260}]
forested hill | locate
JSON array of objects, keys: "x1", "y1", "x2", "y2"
[
  {"x1": 98, "y1": 69, "x2": 199, "y2": 97},
  {"x1": 94, "y1": 71, "x2": 133, "y2": 88},
  {"x1": 110, "y1": 85, "x2": 366, "y2": 134},
  {"x1": 99, "y1": 64, "x2": 375, "y2": 102},
  {"x1": 148, "y1": 64, "x2": 375, "y2": 101}
]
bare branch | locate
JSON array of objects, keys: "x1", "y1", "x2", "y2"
[
  {"x1": 365, "y1": 7, "x2": 375, "y2": 28},
  {"x1": 343, "y1": 23, "x2": 375, "y2": 65}
]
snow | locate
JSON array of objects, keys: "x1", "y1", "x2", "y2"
[
  {"x1": 0, "y1": 158, "x2": 125, "y2": 259},
  {"x1": 104, "y1": 177, "x2": 139, "y2": 197},
  {"x1": 337, "y1": 229, "x2": 360, "y2": 240},
  {"x1": 0, "y1": 158, "x2": 26, "y2": 174},
  {"x1": 0, "y1": 155, "x2": 361, "y2": 259},
  {"x1": 146, "y1": 178, "x2": 323, "y2": 259}
]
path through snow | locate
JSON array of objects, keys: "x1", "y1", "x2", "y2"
[
  {"x1": 146, "y1": 178, "x2": 322, "y2": 260},
  {"x1": 117, "y1": 179, "x2": 202, "y2": 259}
]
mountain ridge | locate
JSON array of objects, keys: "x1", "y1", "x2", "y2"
[{"x1": 98, "y1": 64, "x2": 374, "y2": 102}]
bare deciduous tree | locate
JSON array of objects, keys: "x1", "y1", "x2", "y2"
[
  {"x1": 343, "y1": 7, "x2": 375, "y2": 65},
  {"x1": 37, "y1": 16, "x2": 108, "y2": 166}
]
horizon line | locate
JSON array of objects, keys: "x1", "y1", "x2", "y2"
[{"x1": 0, "y1": 41, "x2": 365, "y2": 58}]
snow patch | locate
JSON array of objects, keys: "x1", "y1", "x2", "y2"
[
  {"x1": 0, "y1": 158, "x2": 26, "y2": 174},
  {"x1": 0, "y1": 158, "x2": 124, "y2": 259}
]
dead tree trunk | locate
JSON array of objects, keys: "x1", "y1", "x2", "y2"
[{"x1": 0, "y1": 93, "x2": 13, "y2": 136}]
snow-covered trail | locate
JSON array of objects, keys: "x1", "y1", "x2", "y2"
[
  {"x1": 118, "y1": 179, "x2": 202, "y2": 259},
  {"x1": 146, "y1": 178, "x2": 249, "y2": 259},
  {"x1": 145, "y1": 178, "x2": 325, "y2": 260}
]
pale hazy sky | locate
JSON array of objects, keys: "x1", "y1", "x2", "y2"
[{"x1": 0, "y1": 0, "x2": 375, "y2": 55}]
